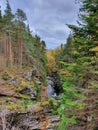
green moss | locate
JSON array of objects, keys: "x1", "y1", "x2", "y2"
[
  {"x1": 20, "y1": 81, "x2": 27, "y2": 87},
  {"x1": 41, "y1": 101, "x2": 49, "y2": 107},
  {"x1": 2, "y1": 72, "x2": 9, "y2": 80},
  {"x1": 18, "y1": 94, "x2": 30, "y2": 99}
]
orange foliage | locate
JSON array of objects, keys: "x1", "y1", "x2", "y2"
[{"x1": 46, "y1": 50, "x2": 57, "y2": 74}]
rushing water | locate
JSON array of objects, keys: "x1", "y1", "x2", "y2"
[{"x1": 47, "y1": 76, "x2": 57, "y2": 97}]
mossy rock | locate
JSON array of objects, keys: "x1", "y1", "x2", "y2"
[
  {"x1": 20, "y1": 81, "x2": 27, "y2": 87},
  {"x1": 18, "y1": 94, "x2": 30, "y2": 99},
  {"x1": 41, "y1": 101, "x2": 49, "y2": 107},
  {"x1": 7, "y1": 103, "x2": 25, "y2": 112}
]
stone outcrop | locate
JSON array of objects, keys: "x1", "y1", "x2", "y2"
[
  {"x1": 20, "y1": 87, "x2": 37, "y2": 100},
  {"x1": 0, "y1": 69, "x2": 60, "y2": 130},
  {"x1": 0, "y1": 107, "x2": 60, "y2": 130}
]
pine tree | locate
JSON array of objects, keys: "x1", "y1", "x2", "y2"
[
  {"x1": 27, "y1": 24, "x2": 31, "y2": 36},
  {"x1": 0, "y1": 6, "x2": 3, "y2": 66},
  {"x1": 0, "y1": 6, "x2": 2, "y2": 24},
  {"x1": 2, "y1": 0, "x2": 14, "y2": 67},
  {"x1": 16, "y1": 8, "x2": 27, "y2": 67},
  {"x1": 4, "y1": 0, "x2": 14, "y2": 24},
  {"x1": 56, "y1": 0, "x2": 98, "y2": 129},
  {"x1": 65, "y1": 0, "x2": 98, "y2": 129},
  {"x1": 0, "y1": 5, "x2": 2, "y2": 33}
]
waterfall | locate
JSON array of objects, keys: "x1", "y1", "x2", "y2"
[{"x1": 47, "y1": 76, "x2": 57, "y2": 97}]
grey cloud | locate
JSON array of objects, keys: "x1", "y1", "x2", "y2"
[{"x1": 0, "y1": 0, "x2": 80, "y2": 49}]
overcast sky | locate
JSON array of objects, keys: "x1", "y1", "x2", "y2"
[{"x1": 0, "y1": 0, "x2": 80, "y2": 49}]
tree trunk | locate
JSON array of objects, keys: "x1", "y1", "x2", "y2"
[
  {"x1": 6, "y1": 32, "x2": 13, "y2": 67},
  {"x1": 18, "y1": 35, "x2": 22, "y2": 68},
  {"x1": 8, "y1": 32, "x2": 13, "y2": 67}
]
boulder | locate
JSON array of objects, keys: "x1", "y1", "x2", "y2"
[
  {"x1": 0, "y1": 109, "x2": 60, "y2": 130},
  {"x1": 0, "y1": 87, "x2": 17, "y2": 97},
  {"x1": 20, "y1": 87, "x2": 37, "y2": 99}
]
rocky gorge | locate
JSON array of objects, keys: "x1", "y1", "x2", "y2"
[{"x1": 0, "y1": 68, "x2": 61, "y2": 130}]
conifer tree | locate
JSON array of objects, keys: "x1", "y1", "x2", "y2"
[
  {"x1": 57, "y1": 0, "x2": 98, "y2": 129},
  {"x1": 0, "y1": 6, "x2": 3, "y2": 66},
  {"x1": 3, "y1": 0, "x2": 14, "y2": 67},
  {"x1": 0, "y1": 6, "x2": 2, "y2": 33},
  {"x1": 16, "y1": 8, "x2": 27, "y2": 67},
  {"x1": 0, "y1": 6, "x2": 2, "y2": 24},
  {"x1": 4, "y1": 0, "x2": 14, "y2": 24}
]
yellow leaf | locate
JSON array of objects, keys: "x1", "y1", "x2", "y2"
[{"x1": 90, "y1": 46, "x2": 98, "y2": 52}]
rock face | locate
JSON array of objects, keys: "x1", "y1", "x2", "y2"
[
  {"x1": 20, "y1": 87, "x2": 37, "y2": 100},
  {"x1": 51, "y1": 71, "x2": 63, "y2": 95},
  {"x1": 0, "y1": 71, "x2": 37, "y2": 100},
  {"x1": 47, "y1": 72, "x2": 63, "y2": 96},
  {"x1": 0, "y1": 69, "x2": 60, "y2": 130},
  {"x1": 0, "y1": 87, "x2": 17, "y2": 97},
  {"x1": 0, "y1": 108, "x2": 60, "y2": 130}
]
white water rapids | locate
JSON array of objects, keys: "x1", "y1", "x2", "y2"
[{"x1": 47, "y1": 76, "x2": 57, "y2": 97}]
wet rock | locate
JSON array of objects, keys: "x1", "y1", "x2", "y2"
[
  {"x1": 51, "y1": 72, "x2": 63, "y2": 95},
  {"x1": 47, "y1": 76, "x2": 54, "y2": 86}
]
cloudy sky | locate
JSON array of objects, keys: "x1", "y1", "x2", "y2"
[{"x1": 0, "y1": 0, "x2": 80, "y2": 49}]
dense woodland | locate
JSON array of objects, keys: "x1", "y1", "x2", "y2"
[
  {"x1": 0, "y1": 0, "x2": 98, "y2": 130},
  {"x1": 0, "y1": 0, "x2": 47, "y2": 80},
  {"x1": 47, "y1": 0, "x2": 98, "y2": 129}
]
